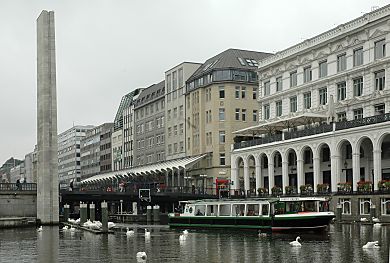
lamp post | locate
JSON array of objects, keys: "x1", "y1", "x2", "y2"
[
  {"x1": 200, "y1": 174, "x2": 207, "y2": 194},
  {"x1": 184, "y1": 176, "x2": 191, "y2": 193},
  {"x1": 251, "y1": 171, "x2": 255, "y2": 195}
]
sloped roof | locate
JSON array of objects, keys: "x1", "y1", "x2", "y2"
[
  {"x1": 134, "y1": 80, "x2": 165, "y2": 109},
  {"x1": 187, "y1": 48, "x2": 272, "y2": 82}
]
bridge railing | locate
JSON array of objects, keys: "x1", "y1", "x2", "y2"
[{"x1": 0, "y1": 183, "x2": 37, "y2": 191}]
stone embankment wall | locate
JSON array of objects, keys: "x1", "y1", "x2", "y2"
[{"x1": 0, "y1": 192, "x2": 37, "y2": 217}]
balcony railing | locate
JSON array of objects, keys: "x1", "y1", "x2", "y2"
[
  {"x1": 0, "y1": 183, "x2": 37, "y2": 191},
  {"x1": 335, "y1": 112, "x2": 390, "y2": 131},
  {"x1": 284, "y1": 123, "x2": 333, "y2": 140},
  {"x1": 234, "y1": 133, "x2": 283, "y2": 149}
]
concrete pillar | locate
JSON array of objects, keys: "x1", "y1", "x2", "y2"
[
  {"x1": 177, "y1": 169, "x2": 181, "y2": 188},
  {"x1": 373, "y1": 149, "x2": 381, "y2": 191},
  {"x1": 146, "y1": 205, "x2": 152, "y2": 222},
  {"x1": 230, "y1": 167, "x2": 238, "y2": 195},
  {"x1": 255, "y1": 164, "x2": 262, "y2": 193},
  {"x1": 268, "y1": 161, "x2": 275, "y2": 194},
  {"x1": 89, "y1": 203, "x2": 95, "y2": 222},
  {"x1": 331, "y1": 154, "x2": 340, "y2": 192},
  {"x1": 282, "y1": 161, "x2": 288, "y2": 194},
  {"x1": 36, "y1": 10, "x2": 59, "y2": 225},
  {"x1": 153, "y1": 205, "x2": 160, "y2": 222},
  {"x1": 352, "y1": 152, "x2": 360, "y2": 192},
  {"x1": 244, "y1": 162, "x2": 250, "y2": 196},
  {"x1": 336, "y1": 204, "x2": 342, "y2": 222},
  {"x1": 165, "y1": 170, "x2": 169, "y2": 188},
  {"x1": 101, "y1": 201, "x2": 108, "y2": 233},
  {"x1": 63, "y1": 204, "x2": 69, "y2": 222},
  {"x1": 132, "y1": 202, "x2": 138, "y2": 215},
  {"x1": 297, "y1": 159, "x2": 304, "y2": 193},
  {"x1": 313, "y1": 157, "x2": 320, "y2": 193},
  {"x1": 80, "y1": 203, "x2": 87, "y2": 225}
]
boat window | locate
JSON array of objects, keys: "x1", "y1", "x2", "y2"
[
  {"x1": 303, "y1": 201, "x2": 316, "y2": 212},
  {"x1": 188, "y1": 207, "x2": 193, "y2": 214},
  {"x1": 206, "y1": 205, "x2": 217, "y2": 216},
  {"x1": 261, "y1": 204, "x2": 269, "y2": 216},
  {"x1": 195, "y1": 205, "x2": 206, "y2": 216},
  {"x1": 246, "y1": 204, "x2": 259, "y2": 216},
  {"x1": 219, "y1": 204, "x2": 231, "y2": 216},
  {"x1": 274, "y1": 202, "x2": 286, "y2": 215},
  {"x1": 319, "y1": 201, "x2": 329, "y2": 212},
  {"x1": 232, "y1": 204, "x2": 245, "y2": 216},
  {"x1": 285, "y1": 202, "x2": 301, "y2": 214}
]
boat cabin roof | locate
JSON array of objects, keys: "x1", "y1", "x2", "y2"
[{"x1": 180, "y1": 197, "x2": 328, "y2": 206}]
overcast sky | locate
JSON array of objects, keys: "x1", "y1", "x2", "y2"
[{"x1": 0, "y1": 0, "x2": 388, "y2": 164}]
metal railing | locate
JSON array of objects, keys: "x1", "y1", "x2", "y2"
[
  {"x1": 335, "y1": 112, "x2": 390, "y2": 131},
  {"x1": 284, "y1": 123, "x2": 333, "y2": 140},
  {"x1": 234, "y1": 133, "x2": 283, "y2": 149},
  {"x1": 0, "y1": 183, "x2": 37, "y2": 191}
]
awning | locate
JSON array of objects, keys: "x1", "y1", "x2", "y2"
[
  {"x1": 81, "y1": 154, "x2": 207, "y2": 184},
  {"x1": 233, "y1": 112, "x2": 328, "y2": 135}
]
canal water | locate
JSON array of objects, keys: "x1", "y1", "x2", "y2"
[{"x1": 0, "y1": 224, "x2": 388, "y2": 263}]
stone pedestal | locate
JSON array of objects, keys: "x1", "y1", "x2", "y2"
[
  {"x1": 80, "y1": 203, "x2": 87, "y2": 225},
  {"x1": 153, "y1": 205, "x2": 160, "y2": 222},
  {"x1": 146, "y1": 206, "x2": 152, "y2": 222},
  {"x1": 101, "y1": 202, "x2": 108, "y2": 233},
  {"x1": 336, "y1": 204, "x2": 342, "y2": 222},
  {"x1": 89, "y1": 203, "x2": 95, "y2": 222},
  {"x1": 63, "y1": 204, "x2": 69, "y2": 222}
]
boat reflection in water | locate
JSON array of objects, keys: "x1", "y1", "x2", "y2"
[{"x1": 169, "y1": 197, "x2": 335, "y2": 232}]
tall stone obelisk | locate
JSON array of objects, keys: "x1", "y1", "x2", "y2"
[{"x1": 36, "y1": 10, "x2": 59, "y2": 225}]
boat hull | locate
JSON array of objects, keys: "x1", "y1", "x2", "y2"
[{"x1": 168, "y1": 214, "x2": 335, "y2": 232}]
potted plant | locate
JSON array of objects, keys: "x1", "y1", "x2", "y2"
[
  {"x1": 357, "y1": 180, "x2": 373, "y2": 193},
  {"x1": 317, "y1": 183, "x2": 330, "y2": 194},
  {"x1": 257, "y1": 187, "x2": 268, "y2": 196},
  {"x1": 378, "y1": 180, "x2": 390, "y2": 192},
  {"x1": 271, "y1": 186, "x2": 282, "y2": 196},
  {"x1": 300, "y1": 184, "x2": 313, "y2": 195},
  {"x1": 337, "y1": 182, "x2": 352, "y2": 193},
  {"x1": 285, "y1": 185, "x2": 297, "y2": 195}
]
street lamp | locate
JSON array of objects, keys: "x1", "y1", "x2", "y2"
[
  {"x1": 251, "y1": 171, "x2": 255, "y2": 194},
  {"x1": 200, "y1": 174, "x2": 207, "y2": 194}
]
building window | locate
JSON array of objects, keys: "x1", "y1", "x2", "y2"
[
  {"x1": 339, "y1": 198, "x2": 351, "y2": 215},
  {"x1": 319, "y1": 60, "x2": 327, "y2": 78},
  {"x1": 219, "y1": 131, "x2": 225, "y2": 144},
  {"x1": 337, "y1": 53, "x2": 346, "y2": 72},
  {"x1": 253, "y1": 87, "x2": 257, "y2": 99},
  {"x1": 303, "y1": 66, "x2": 312, "y2": 83},
  {"x1": 235, "y1": 87, "x2": 240, "y2": 99},
  {"x1": 220, "y1": 153, "x2": 226, "y2": 166},
  {"x1": 353, "y1": 47, "x2": 364, "y2": 66},
  {"x1": 179, "y1": 124, "x2": 184, "y2": 134},
  {"x1": 319, "y1": 87, "x2": 327, "y2": 105},
  {"x1": 374, "y1": 104, "x2": 385, "y2": 115},
  {"x1": 235, "y1": 108, "x2": 240, "y2": 121},
  {"x1": 381, "y1": 198, "x2": 390, "y2": 215},
  {"x1": 276, "y1": 76, "x2": 283, "y2": 91},
  {"x1": 375, "y1": 70, "x2": 385, "y2": 91},
  {"x1": 353, "y1": 108, "x2": 363, "y2": 119},
  {"x1": 219, "y1": 86, "x2": 225, "y2": 98},
  {"x1": 303, "y1": 92, "x2": 311, "y2": 109},
  {"x1": 219, "y1": 108, "x2": 225, "y2": 121},
  {"x1": 253, "y1": 110, "x2": 258, "y2": 121},
  {"x1": 337, "y1": 82, "x2": 346, "y2": 101},
  {"x1": 263, "y1": 105, "x2": 270, "y2": 120},
  {"x1": 375, "y1": 39, "x2": 386, "y2": 59},
  {"x1": 337, "y1": 112, "x2": 346, "y2": 122},
  {"x1": 290, "y1": 71, "x2": 297, "y2": 87},
  {"x1": 179, "y1": 105, "x2": 184, "y2": 118},
  {"x1": 290, "y1": 96, "x2": 297, "y2": 113},
  {"x1": 242, "y1": 109, "x2": 247, "y2": 121},
  {"x1": 264, "y1": 81, "x2": 270, "y2": 96},
  {"x1": 353, "y1": 77, "x2": 363, "y2": 96},
  {"x1": 276, "y1": 100, "x2": 282, "y2": 116},
  {"x1": 359, "y1": 198, "x2": 371, "y2": 215}
]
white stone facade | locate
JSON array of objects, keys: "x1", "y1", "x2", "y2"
[{"x1": 231, "y1": 5, "x2": 390, "y2": 196}]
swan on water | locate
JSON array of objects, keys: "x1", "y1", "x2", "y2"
[
  {"x1": 108, "y1": 222, "x2": 116, "y2": 229},
  {"x1": 62, "y1": 226, "x2": 69, "y2": 230},
  {"x1": 179, "y1": 234, "x2": 187, "y2": 241},
  {"x1": 360, "y1": 218, "x2": 368, "y2": 222},
  {"x1": 126, "y1": 227, "x2": 135, "y2": 236},
  {"x1": 136, "y1": 252, "x2": 147, "y2": 260},
  {"x1": 372, "y1": 217, "x2": 380, "y2": 223},
  {"x1": 144, "y1": 229, "x2": 151, "y2": 238},
  {"x1": 37, "y1": 226, "x2": 43, "y2": 232},
  {"x1": 258, "y1": 230, "x2": 267, "y2": 237},
  {"x1": 183, "y1": 229, "x2": 189, "y2": 235},
  {"x1": 363, "y1": 241, "x2": 379, "y2": 249},
  {"x1": 289, "y1": 236, "x2": 301, "y2": 247}
]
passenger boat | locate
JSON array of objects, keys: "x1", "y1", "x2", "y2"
[{"x1": 168, "y1": 197, "x2": 335, "y2": 232}]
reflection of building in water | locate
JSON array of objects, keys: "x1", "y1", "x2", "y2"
[{"x1": 37, "y1": 227, "x2": 59, "y2": 262}]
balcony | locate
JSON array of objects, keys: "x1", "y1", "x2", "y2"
[{"x1": 335, "y1": 112, "x2": 390, "y2": 131}]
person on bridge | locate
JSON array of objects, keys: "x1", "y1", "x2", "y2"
[{"x1": 16, "y1": 179, "x2": 21, "y2": 190}]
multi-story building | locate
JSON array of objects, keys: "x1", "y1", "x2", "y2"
[
  {"x1": 231, "y1": 6, "x2": 390, "y2": 219},
  {"x1": 165, "y1": 62, "x2": 201, "y2": 160},
  {"x1": 10, "y1": 162, "x2": 25, "y2": 183},
  {"x1": 80, "y1": 123, "x2": 113, "y2": 180},
  {"x1": 0, "y1": 157, "x2": 23, "y2": 183},
  {"x1": 133, "y1": 81, "x2": 165, "y2": 166},
  {"x1": 111, "y1": 129, "x2": 123, "y2": 171},
  {"x1": 58, "y1": 125, "x2": 94, "y2": 189},
  {"x1": 185, "y1": 48, "x2": 272, "y2": 192},
  {"x1": 24, "y1": 146, "x2": 37, "y2": 183}
]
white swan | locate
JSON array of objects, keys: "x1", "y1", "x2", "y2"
[
  {"x1": 37, "y1": 226, "x2": 43, "y2": 232},
  {"x1": 360, "y1": 218, "x2": 368, "y2": 222},
  {"x1": 183, "y1": 229, "x2": 189, "y2": 235},
  {"x1": 372, "y1": 217, "x2": 380, "y2": 223},
  {"x1": 75, "y1": 218, "x2": 80, "y2": 225},
  {"x1": 62, "y1": 225, "x2": 68, "y2": 230},
  {"x1": 68, "y1": 218, "x2": 76, "y2": 224},
  {"x1": 144, "y1": 229, "x2": 151, "y2": 238},
  {"x1": 126, "y1": 227, "x2": 135, "y2": 236},
  {"x1": 289, "y1": 236, "x2": 301, "y2": 247},
  {"x1": 179, "y1": 234, "x2": 187, "y2": 241},
  {"x1": 363, "y1": 241, "x2": 379, "y2": 249},
  {"x1": 136, "y1": 252, "x2": 147, "y2": 260},
  {"x1": 108, "y1": 222, "x2": 116, "y2": 230},
  {"x1": 373, "y1": 223, "x2": 382, "y2": 227},
  {"x1": 258, "y1": 230, "x2": 267, "y2": 237}
]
